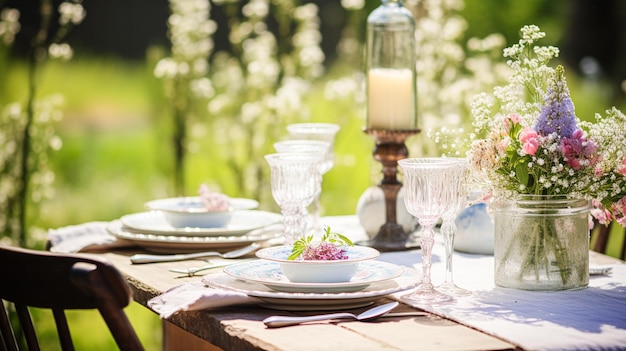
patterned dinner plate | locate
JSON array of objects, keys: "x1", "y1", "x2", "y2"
[
  {"x1": 204, "y1": 268, "x2": 419, "y2": 311},
  {"x1": 224, "y1": 260, "x2": 404, "y2": 293}
]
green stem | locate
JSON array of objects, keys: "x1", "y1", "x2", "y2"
[{"x1": 548, "y1": 218, "x2": 571, "y2": 284}]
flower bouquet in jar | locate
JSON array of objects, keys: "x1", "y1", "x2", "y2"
[{"x1": 466, "y1": 25, "x2": 626, "y2": 290}]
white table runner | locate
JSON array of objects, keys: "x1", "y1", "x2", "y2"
[{"x1": 378, "y1": 243, "x2": 626, "y2": 351}]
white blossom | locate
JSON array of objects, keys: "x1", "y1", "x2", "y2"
[{"x1": 58, "y1": 2, "x2": 85, "y2": 26}]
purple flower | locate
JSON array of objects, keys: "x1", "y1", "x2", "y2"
[
  {"x1": 535, "y1": 65, "x2": 578, "y2": 138},
  {"x1": 301, "y1": 242, "x2": 348, "y2": 261}
]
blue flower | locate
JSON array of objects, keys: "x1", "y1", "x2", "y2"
[{"x1": 534, "y1": 65, "x2": 578, "y2": 138}]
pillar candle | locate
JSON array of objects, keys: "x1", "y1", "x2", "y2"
[{"x1": 367, "y1": 67, "x2": 415, "y2": 130}]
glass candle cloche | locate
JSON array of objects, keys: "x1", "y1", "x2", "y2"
[{"x1": 365, "y1": 0, "x2": 417, "y2": 130}]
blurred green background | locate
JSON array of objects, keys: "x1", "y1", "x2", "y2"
[{"x1": 1, "y1": 0, "x2": 625, "y2": 349}]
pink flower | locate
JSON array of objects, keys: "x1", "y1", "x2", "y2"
[
  {"x1": 559, "y1": 129, "x2": 599, "y2": 170},
  {"x1": 611, "y1": 197, "x2": 626, "y2": 224},
  {"x1": 591, "y1": 199, "x2": 612, "y2": 225},
  {"x1": 505, "y1": 113, "x2": 522, "y2": 130},
  {"x1": 522, "y1": 138, "x2": 539, "y2": 155},
  {"x1": 594, "y1": 166, "x2": 604, "y2": 176},
  {"x1": 568, "y1": 158, "x2": 581, "y2": 170},
  {"x1": 198, "y1": 184, "x2": 230, "y2": 211},
  {"x1": 572, "y1": 128, "x2": 584, "y2": 140},
  {"x1": 301, "y1": 242, "x2": 348, "y2": 261},
  {"x1": 519, "y1": 127, "x2": 539, "y2": 155},
  {"x1": 519, "y1": 127, "x2": 538, "y2": 143}
]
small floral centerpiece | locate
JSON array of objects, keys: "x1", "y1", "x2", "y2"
[
  {"x1": 198, "y1": 184, "x2": 230, "y2": 211},
  {"x1": 288, "y1": 226, "x2": 354, "y2": 261},
  {"x1": 466, "y1": 25, "x2": 626, "y2": 290},
  {"x1": 255, "y1": 227, "x2": 377, "y2": 284}
]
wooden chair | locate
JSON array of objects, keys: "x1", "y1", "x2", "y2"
[
  {"x1": 591, "y1": 220, "x2": 626, "y2": 260},
  {"x1": 0, "y1": 245, "x2": 144, "y2": 351}
]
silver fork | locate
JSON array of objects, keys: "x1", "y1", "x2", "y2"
[
  {"x1": 169, "y1": 258, "x2": 256, "y2": 277},
  {"x1": 169, "y1": 261, "x2": 231, "y2": 277}
]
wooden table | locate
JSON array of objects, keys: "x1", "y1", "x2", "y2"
[
  {"x1": 90, "y1": 216, "x2": 625, "y2": 351},
  {"x1": 98, "y1": 250, "x2": 518, "y2": 351}
]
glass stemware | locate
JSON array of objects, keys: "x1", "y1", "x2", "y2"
[
  {"x1": 273, "y1": 140, "x2": 331, "y2": 236},
  {"x1": 286, "y1": 123, "x2": 340, "y2": 233},
  {"x1": 265, "y1": 153, "x2": 323, "y2": 245},
  {"x1": 398, "y1": 158, "x2": 458, "y2": 304},
  {"x1": 435, "y1": 158, "x2": 471, "y2": 297},
  {"x1": 273, "y1": 140, "x2": 331, "y2": 174}
]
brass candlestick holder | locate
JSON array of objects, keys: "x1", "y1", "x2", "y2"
[{"x1": 358, "y1": 128, "x2": 420, "y2": 251}]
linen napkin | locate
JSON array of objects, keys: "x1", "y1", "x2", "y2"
[
  {"x1": 47, "y1": 221, "x2": 134, "y2": 253},
  {"x1": 148, "y1": 280, "x2": 261, "y2": 319}
]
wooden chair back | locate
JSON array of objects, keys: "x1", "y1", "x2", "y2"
[
  {"x1": 591, "y1": 220, "x2": 626, "y2": 261},
  {"x1": 0, "y1": 245, "x2": 144, "y2": 351}
]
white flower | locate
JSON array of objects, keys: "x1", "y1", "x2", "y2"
[
  {"x1": 0, "y1": 8, "x2": 20, "y2": 45},
  {"x1": 341, "y1": 0, "x2": 364, "y2": 10},
  {"x1": 242, "y1": 0, "x2": 269, "y2": 18},
  {"x1": 58, "y1": 2, "x2": 85, "y2": 26},
  {"x1": 48, "y1": 43, "x2": 73, "y2": 61}
]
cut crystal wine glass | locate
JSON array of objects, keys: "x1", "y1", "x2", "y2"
[
  {"x1": 274, "y1": 140, "x2": 330, "y2": 236},
  {"x1": 398, "y1": 158, "x2": 458, "y2": 304},
  {"x1": 435, "y1": 158, "x2": 471, "y2": 297},
  {"x1": 273, "y1": 140, "x2": 331, "y2": 174},
  {"x1": 286, "y1": 123, "x2": 340, "y2": 233},
  {"x1": 265, "y1": 153, "x2": 323, "y2": 245}
]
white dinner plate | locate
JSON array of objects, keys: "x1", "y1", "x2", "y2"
[
  {"x1": 119, "y1": 210, "x2": 281, "y2": 237},
  {"x1": 107, "y1": 220, "x2": 282, "y2": 253},
  {"x1": 204, "y1": 269, "x2": 419, "y2": 311},
  {"x1": 224, "y1": 260, "x2": 404, "y2": 293}
]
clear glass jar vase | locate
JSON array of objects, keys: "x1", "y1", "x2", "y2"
[{"x1": 493, "y1": 195, "x2": 590, "y2": 290}]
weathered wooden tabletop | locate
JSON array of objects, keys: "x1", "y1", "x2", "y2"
[{"x1": 94, "y1": 249, "x2": 521, "y2": 351}]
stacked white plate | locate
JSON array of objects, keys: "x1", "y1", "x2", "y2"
[
  {"x1": 106, "y1": 197, "x2": 282, "y2": 253},
  {"x1": 200, "y1": 245, "x2": 418, "y2": 311},
  {"x1": 204, "y1": 259, "x2": 418, "y2": 311}
]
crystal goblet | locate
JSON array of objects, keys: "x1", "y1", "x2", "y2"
[
  {"x1": 435, "y1": 158, "x2": 471, "y2": 297},
  {"x1": 398, "y1": 158, "x2": 458, "y2": 304},
  {"x1": 274, "y1": 140, "x2": 331, "y2": 236},
  {"x1": 274, "y1": 140, "x2": 332, "y2": 174},
  {"x1": 265, "y1": 153, "x2": 323, "y2": 245},
  {"x1": 286, "y1": 123, "x2": 340, "y2": 232}
]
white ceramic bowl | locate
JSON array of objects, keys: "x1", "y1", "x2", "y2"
[
  {"x1": 255, "y1": 245, "x2": 380, "y2": 283},
  {"x1": 144, "y1": 197, "x2": 259, "y2": 228}
]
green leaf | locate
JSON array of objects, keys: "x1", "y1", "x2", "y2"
[
  {"x1": 332, "y1": 232, "x2": 354, "y2": 246},
  {"x1": 516, "y1": 162, "x2": 529, "y2": 186},
  {"x1": 288, "y1": 226, "x2": 353, "y2": 260},
  {"x1": 287, "y1": 250, "x2": 303, "y2": 260},
  {"x1": 288, "y1": 235, "x2": 313, "y2": 260}
]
